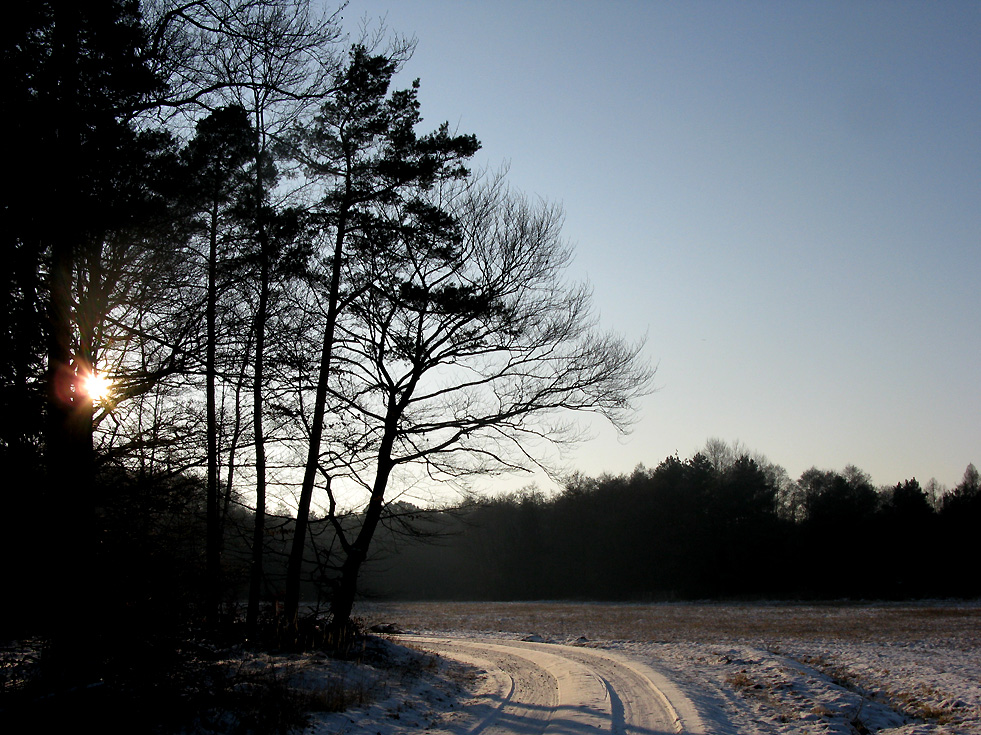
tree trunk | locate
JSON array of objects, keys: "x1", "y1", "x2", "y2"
[
  {"x1": 247, "y1": 246, "x2": 270, "y2": 636},
  {"x1": 284, "y1": 205, "x2": 348, "y2": 626},
  {"x1": 45, "y1": 0, "x2": 98, "y2": 680},
  {"x1": 205, "y1": 199, "x2": 221, "y2": 626},
  {"x1": 247, "y1": 111, "x2": 273, "y2": 635},
  {"x1": 327, "y1": 419, "x2": 397, "y2": 635}
]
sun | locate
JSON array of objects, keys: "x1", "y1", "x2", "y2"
[{"x1": 81, "y1": 372, "x2": 113, "y2": 403}]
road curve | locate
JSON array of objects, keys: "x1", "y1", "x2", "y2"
[{"x1": 401, "y1": 635, "x2": 707, "y2": 735}]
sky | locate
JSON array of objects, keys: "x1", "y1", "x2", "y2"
[{"x1": 334, "y1": 0, "x2": 980, "y2": 494}]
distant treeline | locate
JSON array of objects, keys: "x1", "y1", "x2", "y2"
[
  {"x1": 360, "y1": 448, "x2": 981, "y2": 601},
  {"x1": 10, "y1": 446, "x2": 974, "y2": 635}
]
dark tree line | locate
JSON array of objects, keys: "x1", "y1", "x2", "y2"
[
  {"x1": 1, "y1": 0, "x2": 651, "y2": 675},
  {"x1": 360, "y1": 447, "x2": 981, "y2": 602}
]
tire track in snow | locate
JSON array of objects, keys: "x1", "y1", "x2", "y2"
[{"x1": 402, "y1": 635, "x2": 708, "y2": 734}]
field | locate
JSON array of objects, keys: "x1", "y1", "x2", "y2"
[
  {"x1": 356, "y1": 599, "x2": 981, "y2": 643},
  {"x1": 336, "y1": 600, "x2": 981, "y2": 734}
]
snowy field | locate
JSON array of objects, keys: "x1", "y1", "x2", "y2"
[{"x1": 303, "y1": 600, "x2": 981, "y2": 735}]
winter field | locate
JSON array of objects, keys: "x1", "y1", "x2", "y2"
[{"x1": 305, "y1": 600, "x2": 981, "y2": 735}]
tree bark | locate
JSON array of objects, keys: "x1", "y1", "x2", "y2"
[
  {"x1": 327, "y1": 411, "x2": 398, "y2": 634},
  {"x1": 247, "y1": 242, "x2": 270, "y2": 635},
  {"x1": 205, "y1": 198, "x2": 221, "y2": 626},
  {"x1": 45, "y1": 0, "x2": 98, "y2": 679},
  {"x1": 283, "y1": 204, "x2": 347, "y2": 627}
]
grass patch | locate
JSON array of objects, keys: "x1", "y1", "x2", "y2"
[
  {"x1": 891, "y1": 683, "x2": 959, "y2": 725},
  {"x1": 724, "y1": 670, "x2": 758, "y2": 691}
]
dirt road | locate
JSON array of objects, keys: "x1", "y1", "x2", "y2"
[{"x1": 402, "y1": 635, "x2": 708, "y2": 734}]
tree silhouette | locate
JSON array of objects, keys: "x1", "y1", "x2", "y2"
[
  {"x1": 939, "y1": 464, "x2": 981, "y2": 595},
  {"x1": 2, "y1": 0, "x2": 190, "y2": 677},
  {"x1": 281, "y1": 45, "x2": 480, "y2": 630},
  {"x1": 317, "y1": 174, "x2": 653, "y2": 629}
]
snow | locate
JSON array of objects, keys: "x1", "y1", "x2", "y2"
[
  {"x1": 142, "y1": 602, "x2": 968, "y2": 735},
  {"x1": 6, "y1": 604, "x2": 976, "y2": 732},
  {"x1": 617, "y1": 639, "x2": 979, "y2": 735},
  {"x1": 299, "y1": 640, "x2": 480, "y2": 734},
  {"x1": 289, "y1": 602, "x2": 981, "y2": 734}
]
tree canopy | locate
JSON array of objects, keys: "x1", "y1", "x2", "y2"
[{"x1": 2, "y1": 0, "x2": 652, "y2": 646}]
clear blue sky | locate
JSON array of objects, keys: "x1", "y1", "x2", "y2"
[{"x1": 338, "y1": 0, "x2": 980, "y2": 492}]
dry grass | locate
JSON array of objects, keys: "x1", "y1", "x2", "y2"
[
  {"x1": 300, "y1": 673, "x2": 375, "y2": 713},
  {"x1": 792, "y1": 651, "x2": 963, "y2": 726},
  {"x1": 356, "y1": 600, "x2": 981, "y2": 644},
  {"x1": 890, "y1": 683, "x2": 960, "y2": 725},
  {"x1": 797, "y1": 652, "x2": 862, "y2": 689},
  {"x1": 724, "y1": 670, "x2": 758, "y2": 691}
]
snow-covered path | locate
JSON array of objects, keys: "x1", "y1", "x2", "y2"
[
  {"x1": 404, "y1": 635, "x2": 708, "y2": 734},
  {"x1": 306, "y1": 603, "x2": 981, "y2": 735}
]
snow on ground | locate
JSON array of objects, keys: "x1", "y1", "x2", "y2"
[
  {"x1": 614, "y1": 638, "x2": 979, "y2": 735},
  {"x1": 299, "y1": 637, "x2": 483, "y2": 734},
  {"x1": 300, "y1": 601, "x2": 981, "y2": 735}
]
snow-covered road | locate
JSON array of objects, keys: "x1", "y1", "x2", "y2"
[
  {"x1": 402, "y1": 635, "x2": 705, "y2": 734},
  {"x1": 306, "y1": 603, "x2": 981, "y2": 735}
]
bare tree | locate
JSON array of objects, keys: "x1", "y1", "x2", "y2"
[
  {"x1": 281, "y1": 45, "x2": 478, "y2": 627},
  {"x1": 143, "y1": 0, "x2": 344, "y2": 122},
  {"x1": 142, "y1": 0, "x2": 349, "y2": 628},
  {"x1": 194, "y1": 0, "x2": 346, "y2": 631},
  {"x1": 320, "y1": 174, "x2": 654, "y2": 631}
]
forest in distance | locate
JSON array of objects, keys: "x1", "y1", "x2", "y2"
[
  {"x1": 65, "y1": 438, "x2": 978, "y2": 615},
  {"x1": 362, "y1": 453, "x2": 981, "y2": 603},
  {"x1": 280, "y1": 441, "x2": 981, "y2": 604}
]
